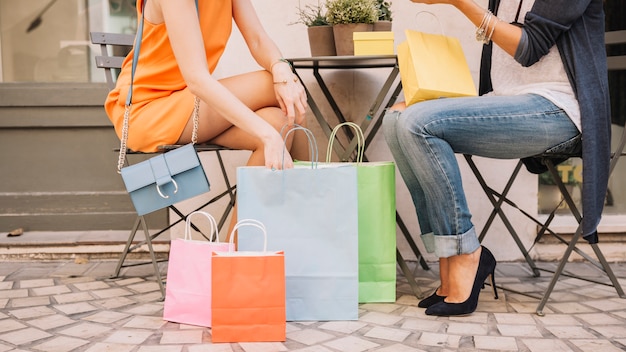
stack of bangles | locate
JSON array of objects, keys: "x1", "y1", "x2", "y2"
[{"x1": 476, "y1": 10, "x2": 499, "y2": 45}]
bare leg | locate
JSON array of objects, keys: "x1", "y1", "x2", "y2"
[
  {"x1": 437, "y1": 257, "x2": 449, "y2": 296},
  {"x1": 444, "y1": 247, "x2": 481, "y2": 303},
  {"x1": 176, "y1": 70, "x2": 309, "y2": 238}
]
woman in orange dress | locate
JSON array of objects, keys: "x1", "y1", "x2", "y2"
[{"x1": 105, "y1": 0, "x2": 309, "y2": 234}]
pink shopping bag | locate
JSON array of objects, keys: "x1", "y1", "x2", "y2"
[{"x1": 163, "y1": 211, "x2": 233, "y2": 327}]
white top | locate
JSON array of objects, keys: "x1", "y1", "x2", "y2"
[{"x1": 489, "y1": 0, "x2": 581, "y2": 131}]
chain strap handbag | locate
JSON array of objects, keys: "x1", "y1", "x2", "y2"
[{"x1": 118, "y1": 0, "x2": 209, "y2": 216}]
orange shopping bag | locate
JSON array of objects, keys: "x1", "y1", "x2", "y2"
[
  {"x1": 397, "y1": 13, "x2": 476, "y2": 105},
  {"x1": 211, "y1": 219, "x2": 286, "y2": 343}
]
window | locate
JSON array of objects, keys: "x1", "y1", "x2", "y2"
[{"x1": 0, "y1": 0, "x2": 136, "y2": 83}]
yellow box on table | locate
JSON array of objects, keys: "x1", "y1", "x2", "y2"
[{"x1": 353, "y1": 31, "x2": 394, "y2": 56}]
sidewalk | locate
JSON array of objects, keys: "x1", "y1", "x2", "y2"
[{"x1": 1, "y1": 259, "x2": 626, "y2": 352}]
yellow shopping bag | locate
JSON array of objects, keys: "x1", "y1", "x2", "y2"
[{"x1": 397, "y1": 29, "x2": 477, "y2": 106}]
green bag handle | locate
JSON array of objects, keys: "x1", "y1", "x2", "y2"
[{"x1": 326, "y1": 122, "x2": 364, "y2": 163}]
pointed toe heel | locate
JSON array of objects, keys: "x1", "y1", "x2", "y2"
[
  {"x1": 425, "y1": 246, "x2": 497, "y2": 316},
  {"x1": 418, "y1": 289, "x2": 446, "y2": 308}
]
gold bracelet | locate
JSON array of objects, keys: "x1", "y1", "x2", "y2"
[
  {"x1": 273, "y1": 76, "x2": 299, "y2": 84},
  {"x1": 270, "y1": 58, "x2": 291, "y2": 73}
]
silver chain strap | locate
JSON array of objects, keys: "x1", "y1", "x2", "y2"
[{"x1": 116, "y1": 96, "x2": 201, "y2": 173}]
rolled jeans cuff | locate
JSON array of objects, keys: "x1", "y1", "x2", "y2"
[{"x1": 433, "y1": 227, "x2": 481, "y2": 258}]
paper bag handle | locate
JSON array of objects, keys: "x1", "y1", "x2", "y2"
[
  {"x1": 184, "y1": 211, "x2": 219, "y2": 242},
  {"x1": 326, "y1": 122, "x2": 364, "y2": 163},
  {"x1": 280, "y1": 124, "x2": 319, "y2": 168},
  {"x1": 228, "y1": 219, "x2": 267, "y2": 252},
  {"x1": 415, "y1": 11, "x2": 445, "y2": 36}
]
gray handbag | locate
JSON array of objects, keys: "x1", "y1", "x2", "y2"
[{"x1": 118, "y1": 0, "x2": 209, "y2": 216}]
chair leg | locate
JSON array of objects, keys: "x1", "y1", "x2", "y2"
[
  {"x1": 113, "y1": 216, "x2": 142, "y2": 278},
  {"x1": 464, "y1": 156, "x2": 540, "y2": 276},
  {"x1": 136, "y1": 216, "x2": 165, "y2": 299},
  {"x1": 396, "y1": 212, "x2": 430, "y2": 271},
  {"x1": 591, "y1": 243, "x2": 626, "y2": 299},
  {"x1": 536, "y1": 226, "x2": 581, "y2": 316},
  {"x1": 397, "y1": 249, "x2": 424, "y2": 299}
]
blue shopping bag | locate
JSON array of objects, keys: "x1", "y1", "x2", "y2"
[{"x1": 237, "y1": 126, "x2": 359, "y2": 321}]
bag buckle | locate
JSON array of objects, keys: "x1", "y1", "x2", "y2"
[{"x1": 156, "y1": 179, "x2": 179, "y2": 199}]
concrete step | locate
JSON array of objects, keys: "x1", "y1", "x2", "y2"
[{"x1": 0, "y1": 230, "x2": 169, "y2": 261}]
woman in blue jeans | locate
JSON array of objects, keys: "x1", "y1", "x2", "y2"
[{"x1": 384, "y1": 0, "x2": 610, "y2": 316}]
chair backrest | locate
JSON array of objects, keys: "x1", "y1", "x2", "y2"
[
  {"x1": 90, "y1": 32, "x2": 134, "y2": 90},
  {"x1": 606, "y1": 30, "x2": 626, "y2": 71}
]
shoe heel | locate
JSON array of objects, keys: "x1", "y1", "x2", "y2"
[{"x1": 490, "y1": 271, "x2": 498, "y2": 299}]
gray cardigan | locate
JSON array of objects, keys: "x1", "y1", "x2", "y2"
[{"x1": 480, "y1": 0, "x2": 609, "y2": 243}]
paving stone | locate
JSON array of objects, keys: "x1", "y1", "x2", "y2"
[
  {"x1": 473, "y1": 336, "x2": 519, "y2": 351},
  {"x1": 323, "y1": 336, "x2": 380, "y2": 352},
  {"x1": 0, "y1": 327, "x2": 52, "y2": 345},
  {"x1": 445, "y1": 322, "x2": 489, "y2": 336},
  {"x1": 139, "y1": 346, "x2": 185, "y2": 352},
  {"x1": 400, "y1": 318, "x2": 443, "y2": 333},
  {"x1": 496, "y1": 324, "x2": 543, "y2": 337},
  {"x1": 82, "y1": 342, "x2": 135, "y2": 352},
  {"x1": 363, "y1": 326, "x2": 411, "y2": 342},
  {"x1": 0, "y1": 289, "x2": 28, "y2": 299},
  {"x1": 72, "y1": 281, "x2": 111, "y2": 291},
  {"x1": 90, "y1": 288, "x2": 133, "y2": 299},
  {"x1": 0, "y1": 319, "x2": 27, "y2": 333},
  {"x1": 27, "y1": 314, "x2": 77, "y2": 330},
  {"x1": 589, "y1": 325, "x2": 626, "y2": 339},
  {"x1": 31, "y1": 336, "x2": 89, "y2": 352},
  {"x1": 0, "y1": 283, "x2": 14, "y2": 291},
  {"x1": 568, "y1": 339, "x2": 625, "y2": 352},
  {"x1": 53, "y1": 292, "x2": 95, "y2": 304},
  {"x1": 53, "y1": 302, "x2": 98, "y2": 315},
  {"x1": 238, "y1": 342, "x2": 288, "y2": 352},
  {"x1": 417, "y1": 332, "x2": 461, "y2": 349},
  {"x1": 160, "y1": 330, "x2": 204, "y2": 344},
  {"x1": 521, "y1": 338, "x2": 576, "y2": 352},
  {"x1": 123, "y1": 303, "x2": 163, "y2": 315},
  {"x1": 81, "y1": 310, "x2": 130, "y2": 324},
  {"x1": 10, "y1": 296, "x2": 51, "y2": 308},
  {"x1": 318, "y1": 321, "x2": 367, "y2": 334},
  {"x1": 359, "y1": 312, "x2": 403, "y2": 326},
  {"x1": 104, "y1": 329, "x2": 154, "y2": 344},
  {"x1": 122, "y1": 315, "x2": 168, "y2": 330},
  {"x1": 32, "y1": 285, "x2": 72, "y2": 296},
  {"x1": 57, "y1": 322, "x2": 112, "y2": 339},
  {"x1": 544, "y1": 325, "x2": 598, "y2": 339},
  {"x1": 94, "y1": 297, "x2": 136, "y2": 310},
  {"x1": 8, "y1": 306, "x2": 56, "y2": 320},
  {"x1": 19, "y1": 279, "x2": 55, "y2": 289},
  {"x1": 287, "y1": 329, "x2": 335, "y2": 345}
]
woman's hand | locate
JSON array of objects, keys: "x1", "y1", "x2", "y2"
[
  {"x1": 272, "y1": 63, "x2": 308, "y2": 126},
  {"x1": 264, "y1": 133, "x2": 293, "y2": 170}
]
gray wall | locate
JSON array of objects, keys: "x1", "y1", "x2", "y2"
[{"x1": 0, "y1": 83, "x2": 166, "y2": 232}]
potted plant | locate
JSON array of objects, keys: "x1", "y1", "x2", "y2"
[
  {"x1": 295, "y1": 0, "x2": 337, "y2": 56},
  {"x1": 294, "y1": 2, "x2": 336, "y2": 56},
  {"x1": 325, "y1": 0, "x2": 377, "y2": 55},
  {"x1": 374, "y1": 0, "x2": 392, "y2": 31}
]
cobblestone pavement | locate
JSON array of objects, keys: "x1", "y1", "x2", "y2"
[{"x1": 1, "y1": 259, "x2": 625, "y2": 352}]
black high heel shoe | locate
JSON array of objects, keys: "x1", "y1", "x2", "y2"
[
  {"x1": 425, "y1": 246, "x2": 498, "y2": 316},
  {"x1": 418, "y1": 288, "x2": 446, "y2": 308}
]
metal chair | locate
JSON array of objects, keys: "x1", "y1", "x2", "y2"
[
  {"x1": 464, "y1": 30, "x2": 626, "y2": 315},
  {"x1": 90, "y1": 32, "x2": 237, "y2": 298}
]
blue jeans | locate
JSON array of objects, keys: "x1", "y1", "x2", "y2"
[{"x1": 383, "y1": 94, "x2": 579, "y2": 258}]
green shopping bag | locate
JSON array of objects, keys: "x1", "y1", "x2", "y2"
[{"x1": 318, "y1": 122, "x2": 397, "y2": 303}]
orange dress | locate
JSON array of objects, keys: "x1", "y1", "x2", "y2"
[{"x1": 105, "y1": 0, "x2": 232, "y2": 152}]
